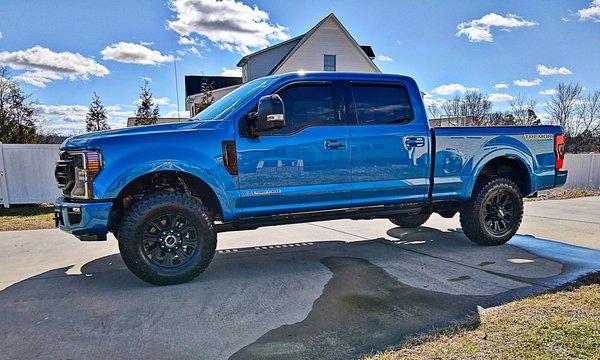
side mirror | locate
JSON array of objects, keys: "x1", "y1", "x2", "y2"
[{"x1": 255, "y1": 94, "x2": 285, "y2": 132}]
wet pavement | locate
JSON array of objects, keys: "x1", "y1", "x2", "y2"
[{"x1": 0, "y1": 202, "x2": 599, "y2": 359}]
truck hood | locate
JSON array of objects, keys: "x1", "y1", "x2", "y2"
[{"x1": 60, "y1": 120, "x2": 223, "y2": 149}]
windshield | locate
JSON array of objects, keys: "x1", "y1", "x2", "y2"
[{"x1": 193, "y1": 76, "x2": 278, "y2": 121}]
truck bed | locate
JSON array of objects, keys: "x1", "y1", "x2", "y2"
[{"x1": 432, "y1": 125, "x2": 564, "y2": 200}]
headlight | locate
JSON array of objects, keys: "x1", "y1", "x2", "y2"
[{"x1": 70, "y1": 150, "x2": 102, "y2": 199}]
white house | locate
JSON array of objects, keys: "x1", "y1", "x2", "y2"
[{"x1": 186, "y1": 13, "x2": 381, "y2": 116}]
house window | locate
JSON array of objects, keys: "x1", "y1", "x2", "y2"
[{"x1": 324, "y1": 55, "x2": 336, "y2": 71}]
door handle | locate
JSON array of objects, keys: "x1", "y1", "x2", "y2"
[
  {"x1": 404, "y1": 136, "x2": 425, "y2": 148},
  {"x1": 324, "y1": 140, "x2": 346, "y2": 150}
]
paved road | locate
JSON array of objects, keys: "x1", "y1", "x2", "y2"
[{"x1": 0, "y1": 197, "x2": 599, "y2": 359}]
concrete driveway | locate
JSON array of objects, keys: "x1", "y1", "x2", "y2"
[{"x1": 0, "y1": 197, "x2": 599, "y2": 359}]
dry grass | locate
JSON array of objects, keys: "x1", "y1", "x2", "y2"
[
  {"x1": 366, "y1": 273, "x2": 600, "y2": 360},
  {"x1": 0, "y1": 205, "x2": 55, "y2": 231},
  {"x1": 527, "y1": 188, "x2": 600, "y2": 201}
]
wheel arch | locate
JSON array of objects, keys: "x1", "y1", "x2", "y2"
[{"x1": 466, "y1": 152, "x2": 534, "y2": 198}]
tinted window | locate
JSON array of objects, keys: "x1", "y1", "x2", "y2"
[
  {"x1": 324, "y1": 55, "x2": 336, "y2": 71},
  {"x1": 268, "y1": 83, "x2": 337, "y2": 134},
  {"x1": 351, "y1": 84, "x2": 413, "y2": 125}
]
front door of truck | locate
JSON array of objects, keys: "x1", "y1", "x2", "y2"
[
  {"x1": 344, "y1": 81, "x2": 430, "y2": 206},
  {"x1": 236, "y1": 81, "x2": 351, "y2": 216}
]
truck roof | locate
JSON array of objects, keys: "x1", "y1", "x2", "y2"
[{"x1": 272, "y1": 71, "x2": 416, "y2": 84}]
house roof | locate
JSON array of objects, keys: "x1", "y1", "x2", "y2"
[
  {"x1": 184, "y1": 75, "x2": 242, "y2": 97},
  {"x1": 237, "y1": 13, "x2": 379, "y2": 75}
]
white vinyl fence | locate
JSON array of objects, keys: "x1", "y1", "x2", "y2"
[
  {"x1": 0, "y1": 143, "x2": 62, "y2": 207},
  {"x1": 563, "y1": 153, "x2": 600, "y2": 189},
  {"x1": 0, "y1": 143, "x2": 599, "y2": 207}
]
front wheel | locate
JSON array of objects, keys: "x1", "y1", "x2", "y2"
[
  {"x1": 117, "y1": 192, "x2": 217, "y2": 285},
  {"x1": 460, "y1": 178, "x2": 523, "y2": 246}
]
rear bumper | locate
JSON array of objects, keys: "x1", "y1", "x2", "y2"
[
  {"x1": 555, "y1": 169, "x2": 568, "y2": 188},
  {"x1": 54, "y1": 197, "x2": 112, "y2": 241}
]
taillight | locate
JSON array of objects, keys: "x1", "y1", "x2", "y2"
[
  {"x1": 554, "y1": 134, "x2": 565, "y2": 170},
  {"x1": 222, "y1": 141, "x2": 238, "y2": 175}
]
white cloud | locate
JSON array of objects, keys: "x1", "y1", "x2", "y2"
[
  {"x1": 494, "y1": 82, "x2": 509, "y2": 89},
  {"x1": 422, "y1": 93, "x2": 446, "y2": 108},
  {"x1": 431, "y1": 83, "x2": 479, "y2": 96},
  {"x1": 488, "y1": 93, "x2": 515, "y2": 102},
  {"x1": 34, "y1": 104, "x2": 89, "y2": 123},
  {"x1": 539, "y1": 88, "x2": 559, "y2": 96},
  {"x1": 578, "y1": 0, "x2": 600, "y2": 22},
  {"x1": 167, "y1": 0, "x2": 290, "y2": 55},
  {"x1": 376, "y1": 54, "x2": 394, "y2": 62},
  {"x1": 0, "y1": 46, "x2": 109, "y2": 87},
  {"x1": 536, "y1": 64, "x2": 572, "y2": 75},
  {"x1": 36, "y1": 103, "x2": 133, "y2": 134},
  {"x1": 456, "y1": 13, "x2": 537, "y2": 42},
  {"x1": 178, "y1": 36, "x2": 197, "y2": 45},
  {"x1": 0, "y1": 32, "x2": 3, "y2": 40},
  {"x1": 221, "y1": 67, "x2": 242, "y2": 77},
  {"x1": 140, "y1": 76, "x2": 152, "y2": 83},
  {"x1": 101, "y1": 42, "x2": 175, "y2": 65},
  {"x1": 184, "y1": 46, "x2": 202, "y2": 57},
  {"x1": 513, "y1": 78, "x2": 542, "y2": 87},
  {"x1": 396, "y1": 40, "x2": 402, "y2": 46},
  {"x1": 163, "y1": 110, "x2": 191, "y2": 118}
]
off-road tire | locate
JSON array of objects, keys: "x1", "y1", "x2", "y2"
[
  {"x1": 389, "y1": 213, "x2": 431, "y2": 228},
  {"x1": 118, "y1": 192, "x2": 217, "y2": 285},
  {"x1": 460, "y1": 178, "x2": 523, "y2": 246}
]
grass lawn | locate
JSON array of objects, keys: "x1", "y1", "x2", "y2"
[
  {"x1": 0, "y1": 205, "x2": 55, "y2": 231},
  {"x1": 367, "y1": 273, "x2": 600, "y2": 360}
]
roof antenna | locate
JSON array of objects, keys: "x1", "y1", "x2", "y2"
[{"x1": 174, "y1": 59, "x2": 181, "y2": 119}]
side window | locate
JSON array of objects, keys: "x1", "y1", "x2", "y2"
[
  {"x1": 350, "y1": 84, "x2": 413, "y2": 125},
  {"x1": 324, "y1": 55, "x2": 336, "y2": 71},
  {"x1": 267, "y1": 83, "x2": 337, "y2": 134}
]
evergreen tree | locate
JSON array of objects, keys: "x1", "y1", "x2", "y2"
[
  {"x1": 85, "y1": 92, "x2": 110, "y2": 132},
  {"x1": 193, "y1": 80, "x2": 214, "y2": 115},
  {"x1": 134, "y1": 80, "x2": 159, "y2": 126}
]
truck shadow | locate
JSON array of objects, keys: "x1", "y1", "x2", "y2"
[{"x1": 1, "y1": 227, "x2": 598, "y2": 360}]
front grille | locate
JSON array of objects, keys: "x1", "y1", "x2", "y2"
[{"x1": 55, "y1": 151, "x2": 75, "y2": 194}]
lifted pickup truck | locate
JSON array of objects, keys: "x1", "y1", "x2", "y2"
[{"x1": 55, "y1": 72, "x2": 567, "y2": 285}]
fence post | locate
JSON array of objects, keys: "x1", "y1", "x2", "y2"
[{"x1": 0, "y1": 142, "x2": 10, "y2": 208}]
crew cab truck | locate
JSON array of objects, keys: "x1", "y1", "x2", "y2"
[{"x1": 54, "y1": 72, "x2": 568, "y2": 285}]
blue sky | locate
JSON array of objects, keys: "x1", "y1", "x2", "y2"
[{"x1": 0, "y1": 0, "x2": 599, "y2": 134}]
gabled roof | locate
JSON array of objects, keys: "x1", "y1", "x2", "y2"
[
  {"x1": 184, "y1": 75, "x2": 242, "y2": 97},
  {"x1": 236, "y1": 13, "x2": 380, "y2": 75}
]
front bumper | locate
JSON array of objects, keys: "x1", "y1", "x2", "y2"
[{"x1": 54, "y1": 197, "x2": 112, "y2": 241}]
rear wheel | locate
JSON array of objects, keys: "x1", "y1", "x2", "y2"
[
  {"x1": 389, "y1": 213, "x2": 431, "y2": 228},
  {"x1": 118, "y1": 192, "x2": 217, "y2": 285},
  {"x1": 460, "y1": 178, "x2": 523, "y2": 246}
]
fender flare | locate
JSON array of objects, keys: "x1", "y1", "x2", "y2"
[
  {"x1": 102, "y1": 160, "x2": 234, "y2": 220},
  {"x1": 464, "y1": 148, "x2": 535, "y2": 198}
]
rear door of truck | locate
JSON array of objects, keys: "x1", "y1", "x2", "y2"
[{"x1": 343, "y1": 79, "x2": 431, "y2": 206}]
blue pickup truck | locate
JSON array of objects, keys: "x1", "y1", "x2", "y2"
[{"x1": 54, "y1": 72, "x2": 567, "y2": 285}]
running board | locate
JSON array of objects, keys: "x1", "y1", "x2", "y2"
[{"x1": 216, "y1": 203, "x2": 424, "y2": 232}]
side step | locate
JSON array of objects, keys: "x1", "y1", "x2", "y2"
[{"x1": 216, "y1": 203, "x2": 423, "y2": 233}]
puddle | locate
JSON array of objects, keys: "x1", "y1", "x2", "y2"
[{"x1": 230, "y1": 256, "x2": 487, "y2": 360}]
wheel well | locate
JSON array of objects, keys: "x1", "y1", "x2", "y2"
[
  {"x1": 473, "y1": 157, "x2": 530, "y2": 196},
  {"x1": 111, "y1": 171, "x2": 223, "y2": 231}
]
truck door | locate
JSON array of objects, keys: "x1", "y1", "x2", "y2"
[
  {"x1": 344, "y1": 81, "x2": 430, "y2": 206},
  {"x1": 236, "y1": 81, "x2": 352, "y2": 216}
]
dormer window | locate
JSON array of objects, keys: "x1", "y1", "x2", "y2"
[{"x1": 324, "y1": 55, "x2": 336, "y2": 71}]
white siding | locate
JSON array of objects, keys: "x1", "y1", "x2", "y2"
[
  {"x1": 246, "y1": 39, "x2": 300, "y2": 81},
  {"x1": 275, "y1": 17, "x2": 378, "y2": 74}
]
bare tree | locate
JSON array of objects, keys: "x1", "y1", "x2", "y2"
[
  {"x1": 546, "y1": 83, "x2": 583, "y2": 136},
  {"x1": 461, "y1": 91, "x2": 492, "y2": 125},
  {"x1": 426, "y1": 101, "x2": 441, "y2": 119},
  {"x1": 192, "y1": 80, "x2": 214, "y2": 115},
  {"x1": 508, "y1": 94, "x2": 540, "y2": 125},
  {"x1": 578, "y1": 90, "x2": 600, "y2": 135}
]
